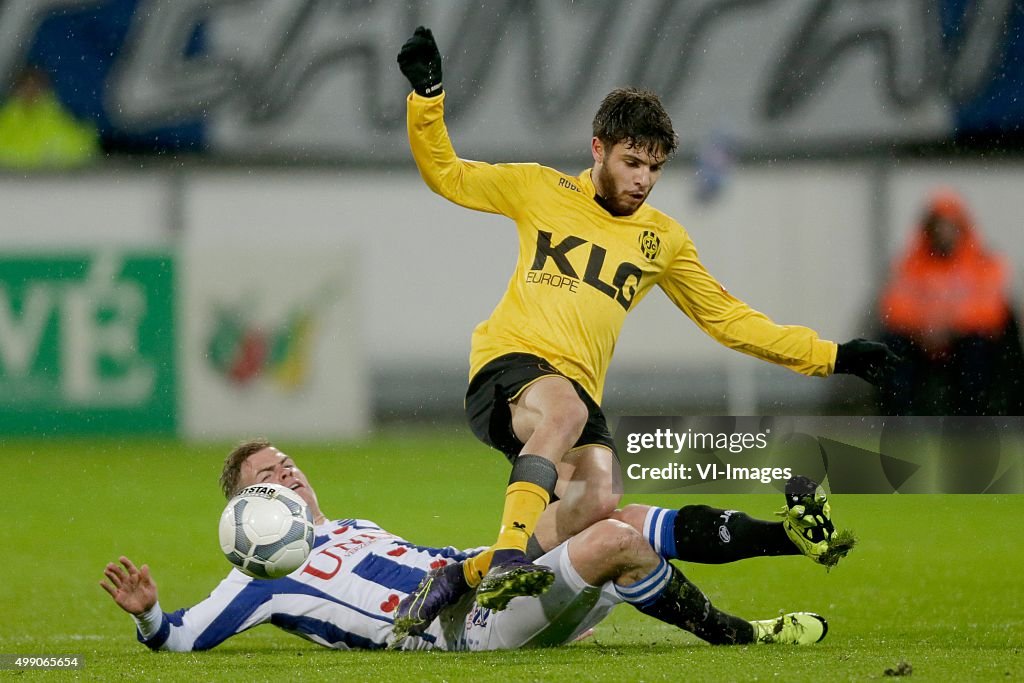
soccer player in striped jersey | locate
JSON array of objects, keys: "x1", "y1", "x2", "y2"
[
  {"x1": 395, "y1": 26, "x2": 895, "y2": 629},
  {"x1": 100, "y1": 441, "x2": 834, "y2": 651}
]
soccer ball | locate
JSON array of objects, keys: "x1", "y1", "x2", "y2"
[{"x1": 218, "y1": 483, "x2": 315, "y2": 579}]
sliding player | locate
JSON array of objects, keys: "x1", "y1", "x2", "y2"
[{"x1": 101, "y1": 441, "x2": 836, "y2": 651}]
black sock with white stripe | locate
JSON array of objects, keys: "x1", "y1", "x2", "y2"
[
  {"x1": 644, "y1": 505, "x2": 797, "y2": 564},
  {"x1": 616, "y1": 559, "x2": 754, "y2": 645}
]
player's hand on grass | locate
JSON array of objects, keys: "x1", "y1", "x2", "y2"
[
  {"x1": 100, "y1": 555, "x2": 157, "y2": 616},
  {"x1": 833, "y1": 338, "x2": 902, "y2": 386},
  {"x1": 398, "y1": 26, "x2": 443, "y2": 97}
]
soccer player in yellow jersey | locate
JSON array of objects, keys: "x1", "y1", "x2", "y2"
[{"x1": 393, "y1": 26, "x2": 898, "y2": 635}]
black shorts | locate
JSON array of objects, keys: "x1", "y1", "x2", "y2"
[{"x1": 465, "y1": 352, "x2": 617, "y2": 463}]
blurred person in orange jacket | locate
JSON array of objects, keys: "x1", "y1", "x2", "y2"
[{"x1": 878, "y1": 189, "x2": 1022, "y2": 415}]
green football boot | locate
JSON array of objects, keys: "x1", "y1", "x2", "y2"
[
  {"x1": 777, "y1": 475, "x2": 856, "y2": 568},
  {"x1": 751, "y1": 612, "x2": 828, "y2": 645},
  {"x1": 475, "y1": 557, "x2": 555, "y2": 611}
]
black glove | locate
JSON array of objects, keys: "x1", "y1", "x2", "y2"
[
  {"x1": 397, "y1": 26, "x2": 443, "y2": 97},
  {"x1": 834, "y1": 338, "x2": 902, "y2": 386}
]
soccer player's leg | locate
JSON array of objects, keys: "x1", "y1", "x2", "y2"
[
  {"x1": 612, "y1": 475, "x2": 855, "y2": 569},
  {"x1": 520, "y1": 384, "x2": 622, "y2": 564},
  {"x1": 461, "y1": 517, "x2": 827, "y2": 650},
  {"x1": 474, "y1": 378, "x2": 623, "y2": 609},
  {"x1": 462, "y1": 524, "x2": 625, "y2": 650},
  {"x1": 521, "y1": 518, "x2": 828, "y2": 647},
  {"x1": 471, "y1": 451, "x2": 559, "y2": 611},
  {"x1": 468, "y1": 446, "x2": 618, "y2": 610},
  {"x1": 603, "y1": 521, "x2": 827, "y2": 646},
  {"x1": 464, "y1": 376, "x2": 584, "y2": 609},
  {"x1": 529, "y1": 445, "x2": 620, "y2": 554}
]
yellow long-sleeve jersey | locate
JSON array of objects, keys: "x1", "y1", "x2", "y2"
[{"x1": 407, "y1": 92, "x2": 837, "y2": 403}]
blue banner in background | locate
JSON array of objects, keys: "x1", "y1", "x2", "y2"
[
  {"x1": 940, "y1": 0, "x2": 1024, "y2": 140},
  {"x1": 19, "y1": 0, "x2": 204, "y2": 153},
  {"x1": 2, "y1": 0, "x2": 1022, "y2": 159}
]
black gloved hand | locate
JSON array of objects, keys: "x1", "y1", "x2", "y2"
[
  {"x1": 833, "y1": 338, "x2": 902, "y2": 386},
  {"x1": 397, "y1": 26, "x2": 443, "y2": 97}
]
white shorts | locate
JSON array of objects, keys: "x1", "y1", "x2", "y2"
[{"x1": 437, "y1": 542, "x2": 623, "y2": 651}]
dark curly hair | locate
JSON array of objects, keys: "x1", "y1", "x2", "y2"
[{"x1": 592, "y1": 87, "x2": 678, "y2": 159}]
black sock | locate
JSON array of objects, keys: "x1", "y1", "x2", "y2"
[
  {"x1": 635, "y1": 564, "x2": 754, "y2": 645},
  {"x1": 673, "y1": 505, "x2": 797, "y2": 563}
]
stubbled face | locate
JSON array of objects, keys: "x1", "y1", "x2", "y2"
[
  {"x1": 591, "y1": 139, "x2": 666, "y2": 216},
  {"x1": 239, "y1": 447, "x2": 324, "y2": 523}
]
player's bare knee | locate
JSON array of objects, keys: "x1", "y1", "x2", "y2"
[
  {"x1": 610, "y1": 504, "x2": 649, "y2": 534},
  {"x1": 587, "y1": 519, "x2": 644, "y2": 562},
  {"x1": 604, "y1": 520, "x2": 654, "y2": 570},
  {"x1": 568, "y1": 519, "x2": 639, "y2": 584}
]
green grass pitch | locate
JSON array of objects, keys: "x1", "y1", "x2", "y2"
[{"x1": 6, "y1": 427, "x2": 1023, "y2": 681}]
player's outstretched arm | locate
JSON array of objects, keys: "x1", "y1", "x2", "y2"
[
  {"x1": 659, "y1": 240, "x2": 837, "y2": 377},
  {"x1": 101, "y1": 556, "x2": 268, "y2": 652},
  {"x1": 100, "y1": 555, "x2": 157, "y2": 616},
  {"x1": 398, "y1": 26, "x2": 532, "y2": 217},
  {"x1": 833, "y1": 338, "x2": 902, "y2": 386},
  {"x1": 660, "y1": 236, "x2": 903, "y2": 383}
]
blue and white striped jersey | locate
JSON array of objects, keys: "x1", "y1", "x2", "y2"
[{"x1": 137, "y1": 518, "x2": 482, "y2": 652}]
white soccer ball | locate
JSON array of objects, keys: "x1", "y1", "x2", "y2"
[{"x1": 218, "y1": 483, "x2": 315, "y2": 579}]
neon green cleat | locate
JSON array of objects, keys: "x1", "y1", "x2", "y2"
[
  {"x1": 475, "y1": 558, "x2": 555, "y2": 611},
  {"x1": 751, "y1": 612, "x2": 828, "y2": 645},
  {"x1": 777, "y1": 475, "x2": 856, "y2": 568}
]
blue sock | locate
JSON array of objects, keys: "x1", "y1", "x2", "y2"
[
  {"x1": 613, "y1": 558, "x2": 672, "y2": 608},
  {"x1": 642, "y1": 507, "x2": 679, "y2": 559}
]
